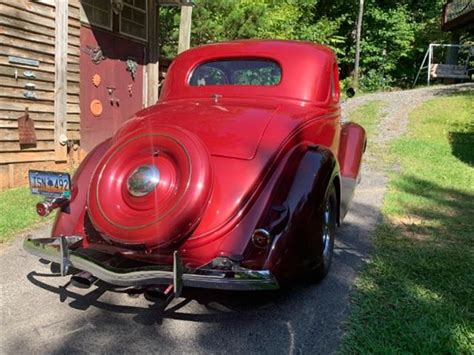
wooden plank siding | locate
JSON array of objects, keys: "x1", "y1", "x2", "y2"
[{"x1": 0, "y1": 0, "x2": 81, "y2": 189}]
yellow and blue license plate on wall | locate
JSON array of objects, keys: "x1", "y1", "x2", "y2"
[{"x1": 29, "y1": 170, "x2": 71, "y2": 199}]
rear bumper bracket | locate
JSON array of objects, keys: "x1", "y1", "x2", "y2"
[{"x1": 23, "y1": 236, "x2": 279, "y2": 291}]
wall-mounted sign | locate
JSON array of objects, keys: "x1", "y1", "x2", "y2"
[
  {"x1": 18, "y1": 108, "x2": 37, "y2": 146},
  {"x1": 9, "y1": 56, "x2": 39, "y2": 67}
]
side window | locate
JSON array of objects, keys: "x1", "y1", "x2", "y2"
[
  {"x1": 81, "y1": 0, "x2": 112, "y2": 30},
  {"x1": 120, "y1": 0, "x2": 147, "y2": 41}
]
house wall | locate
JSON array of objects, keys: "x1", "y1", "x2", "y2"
[{"x1": 0, "y1": 0, "x2": 82, "y2": 190}]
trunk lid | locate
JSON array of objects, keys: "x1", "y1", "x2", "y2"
[{"x1": 131, "y1": 100, "x2": 278, "y2": 160}]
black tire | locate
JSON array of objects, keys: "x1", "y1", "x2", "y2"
[{"x1": 310, "y1": 183, "x2": 337, "y2": 282}]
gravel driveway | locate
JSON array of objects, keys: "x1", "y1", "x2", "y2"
[{"x1": 1, "y1": 84, "x2": 471, "y2": 354}]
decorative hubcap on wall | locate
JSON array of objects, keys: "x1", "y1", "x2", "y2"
[{"x1": 127, "y1": 165, "x2": 161, "y2": 197}]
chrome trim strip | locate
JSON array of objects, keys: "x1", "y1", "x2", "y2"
[{"x1": 23, "y1": 237, "x2": 279, "y2": 291}]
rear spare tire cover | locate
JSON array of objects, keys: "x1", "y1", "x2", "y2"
[{"x1": 87, "y1": 125, "x2": 213, "y2": 248}]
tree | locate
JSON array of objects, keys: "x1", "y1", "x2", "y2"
[
  {"x1": 159, "y1": 0, "x2": 452, "y2": 90},
  {"x1": 354, "y1": 0, "x2": 364, "y2": 87}
]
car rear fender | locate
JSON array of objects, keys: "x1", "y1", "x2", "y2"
[
  {"x1": 242, "y1": 145, "x2": 340, "y2": 284},
  {"x1": 51, "y1": 139, "x2": 112, "y2": 240},
  {"x1": 338, "y1": 122, "x2": 366, "y2": 219}
]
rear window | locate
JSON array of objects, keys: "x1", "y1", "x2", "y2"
[{"x1": 189, "y1": 59, "x2": 281, "y2": 86}]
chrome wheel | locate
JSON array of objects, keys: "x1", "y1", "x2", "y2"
[
  {"x1": 311, "y1": 184, "x2": 336, "y2": 282},
  {"x1": 322, "y1": 201, "x2": 332, "y2": 260}
]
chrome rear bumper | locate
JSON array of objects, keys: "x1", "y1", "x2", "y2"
[{"x1": 23, "y1": 236, "x2": 279, "y2": 291}]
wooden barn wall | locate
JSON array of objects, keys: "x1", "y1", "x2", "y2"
[{"x1": 0, "y1": 0, "x2": 81, "y2": 190}]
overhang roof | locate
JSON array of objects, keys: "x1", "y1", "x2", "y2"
[{"x1": 442, "y1": 0, "x2": 474, "y2": 31}]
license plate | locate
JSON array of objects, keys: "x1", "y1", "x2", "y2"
[{"x1": 29, "y1": 170, "x2": 71, "y2": 199}]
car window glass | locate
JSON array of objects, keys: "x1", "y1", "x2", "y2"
[
  {"x1": 190, "y1": 66, "x2": 228, "y2": 86},
  {"x1": 189, "y1": 59, "x2": 281, "y2": 86}
]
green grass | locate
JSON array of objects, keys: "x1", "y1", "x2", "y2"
[
  {"x1": 348, "y1": 100, "x2": 387, "y2": 168},
  {"x1": 0, "y1": 187, "x2": 52, "y2": 244},
  {"x1": 349, "y1": 100, "x2": 385, "y2": 139},
  {"x1": 341, "y1": 91, "x2": 474, "y2": 353}
]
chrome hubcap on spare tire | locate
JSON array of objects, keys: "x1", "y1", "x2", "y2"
[
  {"x1": 127, "y1": 165, "x2": 161, "y2": 197},
  {"x1": 87, "y1": 126, "x2": 213, "y2": 248}
]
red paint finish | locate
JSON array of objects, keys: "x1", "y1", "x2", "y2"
[
  {"x1": 52, "y1": 139, "x2": 112, "y2": 239},
  {"x1": 338, "y1": 123, "x2": 367, "y2": 179},
  {"x1": 53, "y1": 40, "x2": 366, "y2": 285},
  {"x1": 87, "y1": 125, "x2": 213, "y2": 248},
  {"x1": 160, "y1": 40, "x2": 336, "y2": 104},
  {"x1": 79, "y1": 27, "x2": 144, "y2": 153}
]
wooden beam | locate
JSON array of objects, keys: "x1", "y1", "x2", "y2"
[
  {"x1": 1, "y1": 151, "x2": 56, "y2": 164},
  {"x1": 178, "y1": 5, "x2": 193, "y2": 54},
  {"x1": 145, "y1": 0, "x2": 160, "y2": 107},
  {"x1": 53, "y1": 0, "x2": 68, "y2": 161}
]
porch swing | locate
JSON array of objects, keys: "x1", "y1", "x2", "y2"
[{"x1": 413, "y1": 43, "x2": 473, "y2": 87}]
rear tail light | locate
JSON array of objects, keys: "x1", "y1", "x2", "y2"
[
  {"x1": 35, "y1": 198, "x2": 69, "y2": 217},
  {"x1": 36, "y1": 201, "x2": 51, "y2": 217}
]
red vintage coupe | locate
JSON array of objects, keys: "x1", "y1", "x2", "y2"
[{"x1": 25, "y1": 40, "x2": 366, "y2": 301}]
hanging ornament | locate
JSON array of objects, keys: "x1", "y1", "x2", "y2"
[
  {"x1": 92, "y1": 73, "x2": 101, "y2": 87},
  {"x1": 90, "y1": 99, "x2": 103, "y2": 117},
  {"x1": 111, "y1": 0, "x2": 124, "y2": 15},
  {"x1": 126, "y1": 58, "x2": 138, "y2": 81},
  {"x1": 81, "y1": 46, "x2": 106, "y2": 65}
]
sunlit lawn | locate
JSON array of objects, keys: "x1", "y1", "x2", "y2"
[
  {"x1": 342, "y1": 91, "x2": 474, "y2": 353},
  {"x1": 0, "y1": 187, "x2": 52, "y2": 244}
]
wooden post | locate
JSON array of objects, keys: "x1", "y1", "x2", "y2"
[
  {"x1": 146, "y1": 0, "x2": 160, "y2": 107},
  {"x1": 54, "y1": 0, "x2": 68, "y2": 161},
  {"x1": 353, "y1": 0, "x2": 364, "y2": 87},
  {"x1": 178, "y1": 5, "x2": 193, "y2": 54}
]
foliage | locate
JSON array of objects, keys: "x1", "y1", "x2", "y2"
[
  {"x1": 359, "y1": 69, "x2": 393, "y2": 92},
  {"x1": 342, "y1": 92, "x2": 474, "y2": 353},
  {"x1": 159, "y1": 0, "x2": 465, "y2": 91},
  {"x1": 160, "y1": 0, "x2": 345, "y2": 57}
]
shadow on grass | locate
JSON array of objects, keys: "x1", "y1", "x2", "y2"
[
  {"x1": 433, "y1": 88, "x2": 474, "y2": 166},
  {"x1": 431, "y1": 84, "x2": 474, "y2": 98},
  {"x1": 343, "y1": 174, "x2": 473, "y2": 353},
  {"x1": 449, "y1": 130, "x2": 474, "y2": 167},
  {"x1": 389, "y1": 174, "x2": 474, "y2": 241}
]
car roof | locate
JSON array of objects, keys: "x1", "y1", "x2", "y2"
[{"x1": 160, "y1": 40, "x2": 337, "y2": 104}]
